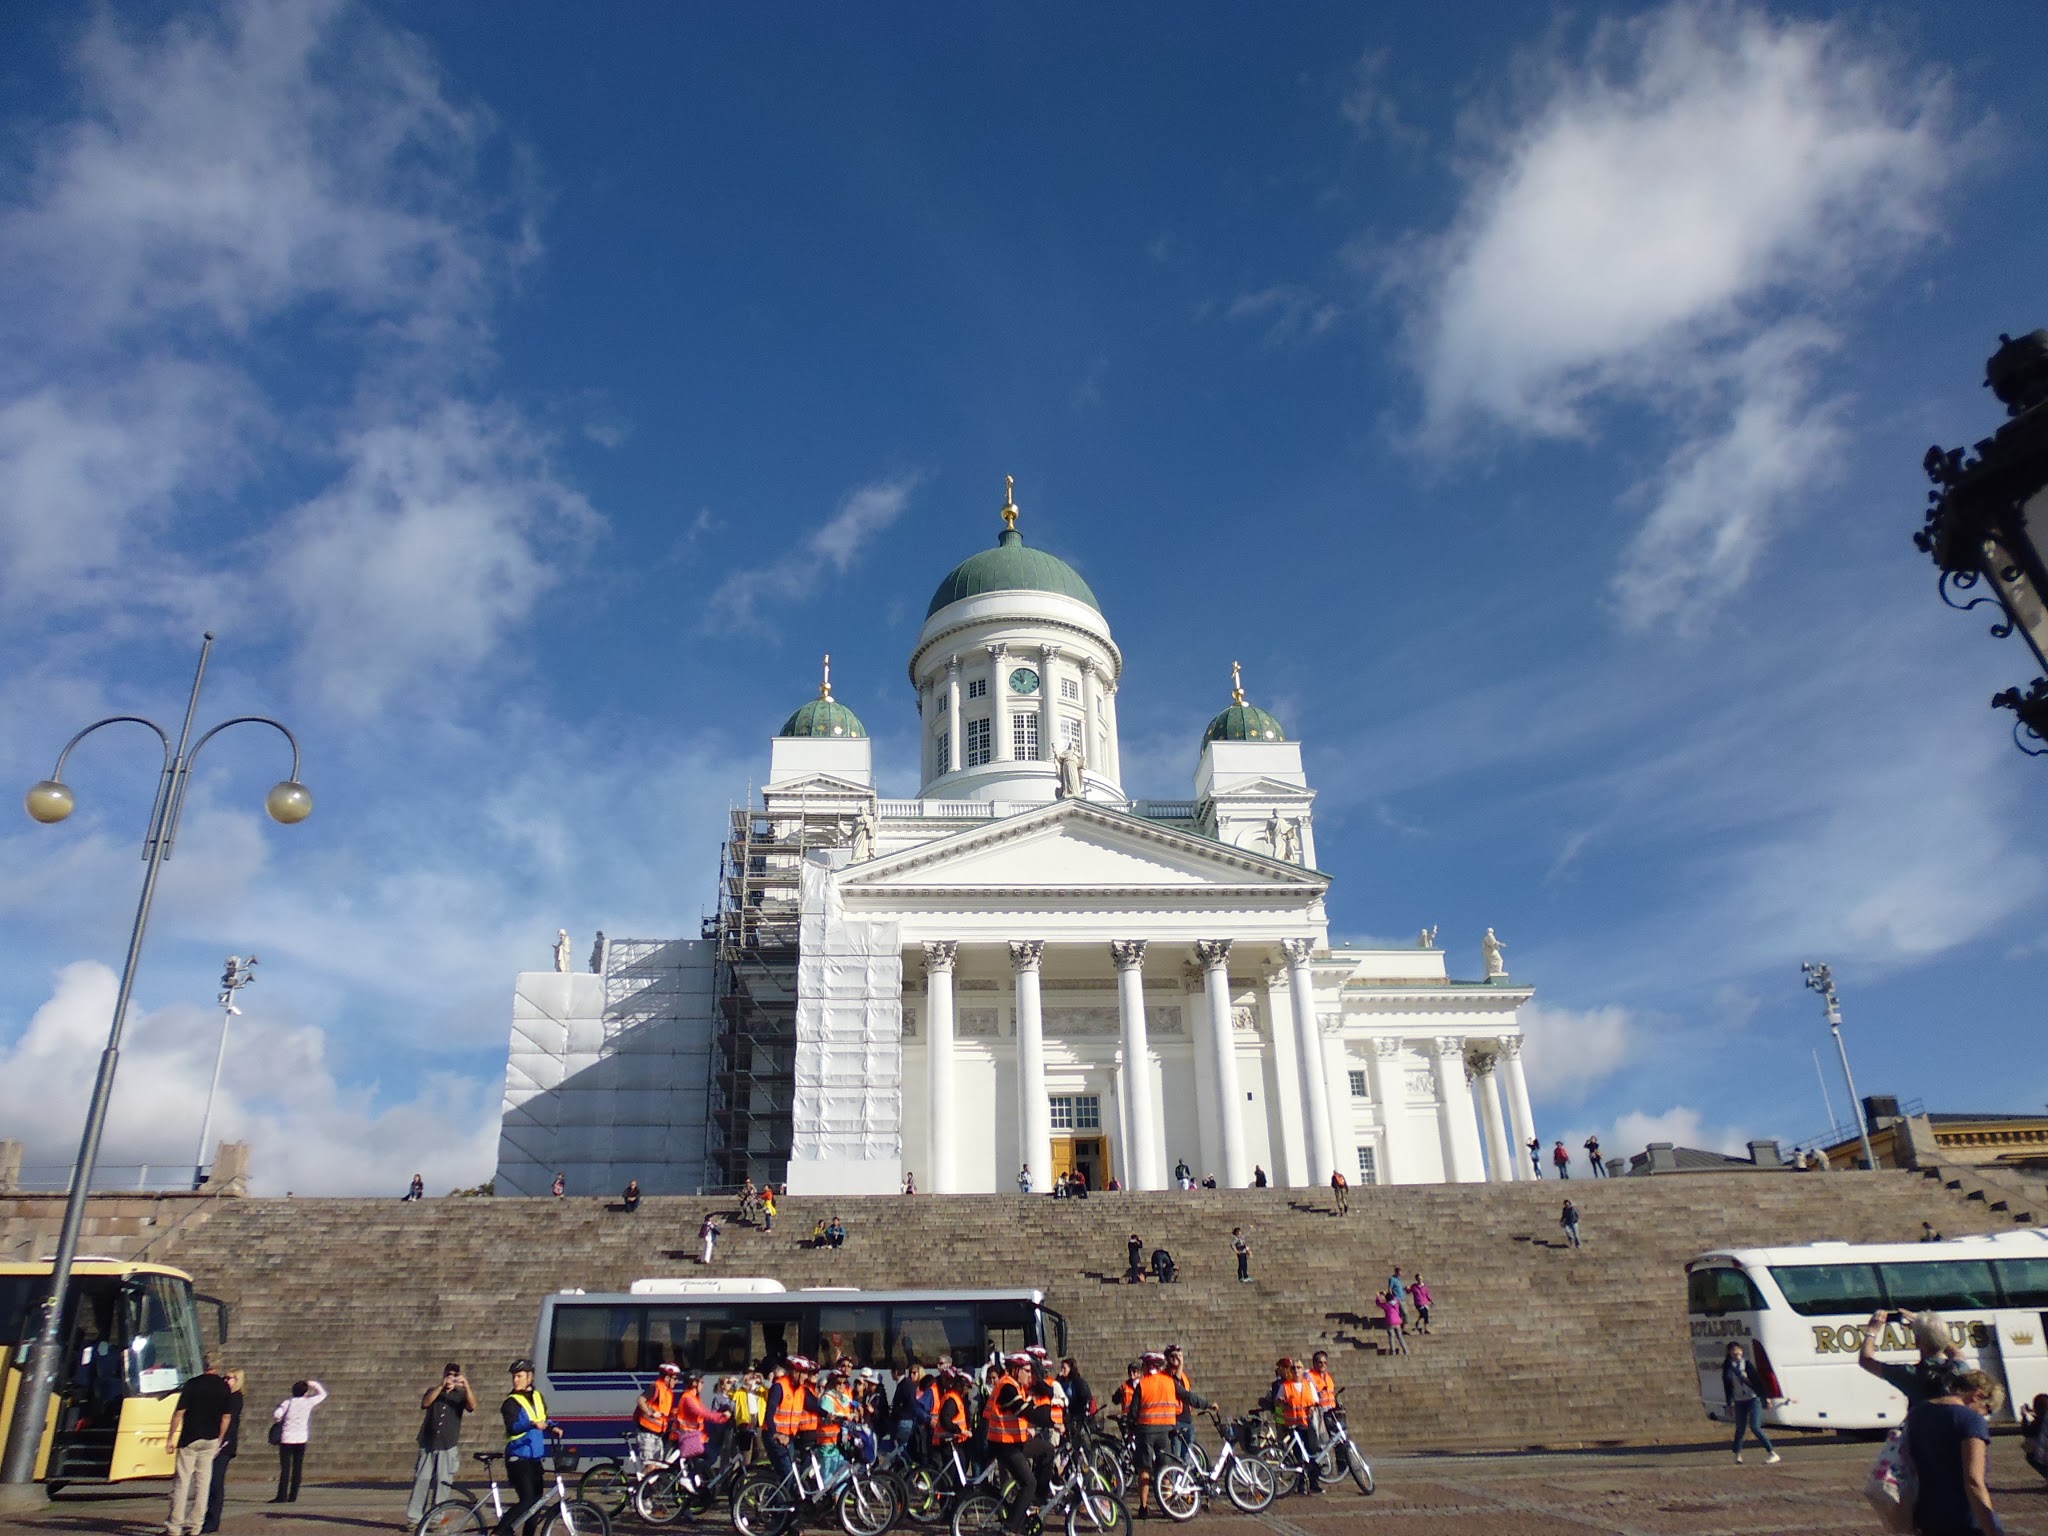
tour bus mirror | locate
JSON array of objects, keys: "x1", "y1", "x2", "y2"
[{"x1": 197, "y1": 1294, "x2": 230, "y2": 1346}]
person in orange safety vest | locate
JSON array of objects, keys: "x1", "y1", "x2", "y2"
[{"x1": 633, "y1": 1363, "x2": 682, "y2": 1466}]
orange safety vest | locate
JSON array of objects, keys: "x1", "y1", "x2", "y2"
[
  {"x1": 815, "y1": 1387, "x2": 849, "y2": 1445},
  {"x1": 984, "y1": 1378, "x2": 1031, "y2": 1444},
  {"x1": 934, "y1": 1386, "x2": 970, "y2": 1443},
  {"x1": 636, "y1": 1378, "x2": 677, "y2": 1433},
  {"x1": 1278, "y1": 1377, "x2": 1319, "y2": 1428},
  {"x1": 770, "y1": 1377, "x2": 816, "y2": 1439},
  {"x1": 1308, "y1": 1369, "x2": 1336, "y2": 1411},
  {"x1": 1135, "y1": 1372, "x2": 1181, "y2": 1428},
  {"x1": 1030, "y1": 1381, "x2": 1064, "y2": 1436}
]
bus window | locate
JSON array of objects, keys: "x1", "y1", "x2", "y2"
[
  {"x1": 1996, "y1": 1259, "x2": 2048, "y2": 1308},
  {"x1": 817, "y1": 1305, "x2": 887, "y2": 1369},
  {"x1": 1768, "y1": 1263, "x2": 1884, "y2": 1317},
  {"x1": 980, "y1": 1299, "x2": 1032, "y2": 1361},
  {"x1": 887, "y1": 1304, "x2": 981, "y2": 1369},
  {"x1": 551, "y1": 1306, "x2": 639, "y2": 1373},
  {"x1": 123, "y1": 1274, "x2": 203, "y2": 1395},
  {"x1": 1879, "y1": 1260, "x2": 1999, "y2": 1313},
  {"x1": 1687, "y1": 1267, "x2": 1767, "y2": 1315}
]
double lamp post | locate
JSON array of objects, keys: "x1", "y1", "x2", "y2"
[{"x1": 0, "y1": 633, "x2": 311, "y2": 1493}]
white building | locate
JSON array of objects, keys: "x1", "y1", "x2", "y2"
[{"x1": 496, "y1": 486, "x2": 1536, "y2": 1197}]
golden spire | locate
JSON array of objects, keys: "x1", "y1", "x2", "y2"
[
  {"x1": 1231, "y1": 659, "x2": 1246, "y2": 706},
  {"x1": 820, "y1": 653, "x2": 833, "y2": 699},
  {"x1": 1001, "y1": 474, "x2": 1019, "y2": 532}
]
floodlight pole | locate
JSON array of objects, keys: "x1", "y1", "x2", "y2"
[
  {"x1": 194, "y1": 955, "x2": 256, "y2": 1189},
  {"x1": 1803, "y1": 962, "x2": 1877, "y2": 1171}
]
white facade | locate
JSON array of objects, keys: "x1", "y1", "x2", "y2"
[{"x1": 495, "y1": 501, "x2": 1536, "y2": 1196}]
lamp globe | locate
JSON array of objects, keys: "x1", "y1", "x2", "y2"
[
  {"x1": 265, "y1": 780, "x2": 314, "y2": 824},
  {"x1": 25, "y1": 779, "x2": 74, "y2": 823}
]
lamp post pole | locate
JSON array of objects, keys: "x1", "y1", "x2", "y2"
[
  {"x1": 0, "y1": 634, "x2": 312, "y2": 1496},
  {"x1": 194, "y1": 955, "x2": 257, "y2": 1190},
  {"x1": 1802, "y1": 962, "x2": 1876, "y2": 1172}
]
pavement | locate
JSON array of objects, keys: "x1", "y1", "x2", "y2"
[{"x1": 9, "y1": 1438, "x2": 2048, "y2": 1535}]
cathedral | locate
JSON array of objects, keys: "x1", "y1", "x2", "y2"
[{"x1": 496, "y1": 483, "x2": 1536, "y2": 1197}]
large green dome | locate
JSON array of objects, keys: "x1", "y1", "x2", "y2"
[
  {"x1": 1203, "y1": 702, "x2": 1286, "y2": 743},
  {"x1": 926, "y1": 527, "x2": 1102, "y2": 618},
  {"x1": 779, "y1": 696, "x2": 867, "y2": 738}
]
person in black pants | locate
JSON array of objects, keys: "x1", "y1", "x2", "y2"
[
  {"x1": 201, "y1": 1368, "x2": 243, "y2": 1532},
  {"x1": 498, "y1": 1359, "x2": 557, "y2": 1536},
  {"x1": 1127, "y1": 1233, "x2": 1144, "y2": 1284},
  {"x1": 269, "y1": 1378, "x2": 326, "y2": 1503}
]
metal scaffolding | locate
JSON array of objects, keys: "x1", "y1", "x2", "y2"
[{"x1": 704, "y1": 801, "x2": 844, "y2": 1188}]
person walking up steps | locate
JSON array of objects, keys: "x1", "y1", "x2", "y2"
[
  {"x1": 1330, "y1": 1167, "x2": 1349, "y2": 1215},
  {"x1": 1375, "y1": 1291, "x2": 1410, "y2": 1355},
  {"x1": 1232, "y1": 1227, "x2": 1252, "y2": 1283},
  {"x1": 1560, "y1": 1198, "x2": 1582, "y2": 1248},
  {"x1": 1127, "y1": 1232, "x2": 1145, "y2": 1284},
  {"x1": 1410, "y1": 1275, "x2": 1434, "y2": 1334},
  {"x1": 699, "y1": 1210, "x2": 723, "y2": 1265}
]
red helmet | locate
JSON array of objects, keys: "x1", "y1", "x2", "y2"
[
  {"x1": 659, "y1": 1363, "x2": 682, "y2": 1377},
  {"x1": 1140, "y1": 1351, "x2": 1166, "y2": 1367},
  {"x1": 785, "y1": 1355, "x2": 817, "y2": 1374},
  {"x1": 1006, "y1": 1352, "x2": 1033, "y2": 1368}
]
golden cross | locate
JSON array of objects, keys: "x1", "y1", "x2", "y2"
[
  {"x1": 820, "y1": 653, "x2": 832, "y2": 698},
  {"x1": 1001, "y1": 474, "x2": 1018, "y2": 531},
  {"x1": 1231, "y1": 659, "x2": 1245, "y2": 706}
]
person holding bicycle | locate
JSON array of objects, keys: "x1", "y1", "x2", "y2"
[
  {"x1": 1272, "y1": 1359, "x2": 1326, "y2": 1493},
  {"x1": 497, "y1": 1358, "x2": 560, "y2": 1536},
  {"x1": 1131, "y1": 1350, "x2": 1197, "y2": 1518},
  {"x1": 634, "y1": 1362, "x2": 682, "y2": 1466},
  {"x1": 984, "y1": 1353, "x2": 1053, "y2": 1533},
  {"x1": 1308, "y1": 1351, "x2": 1338, "y2": 1432},
  {"x1": 765, "y1": 1354, "x2": 821, "y2": 1482}
]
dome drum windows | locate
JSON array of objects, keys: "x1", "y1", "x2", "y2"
[
  {"x1": 965, "y1": 718, "x2": 993, "y2": 768},
  {"x1": 1012, "y1": 713, "x2": 1040, "y2": 762},
  {"x1": 966, "y1": 677, "x2": 988, "y2": 700}
]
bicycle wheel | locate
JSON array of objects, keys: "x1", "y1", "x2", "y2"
[
  {"x1": 838, "y1": 1469, "x2": 902, "y2": 1536},
  {"x1": 634, "y1": 1466, "x2": 687, "y2": 1524},
  {"x1": 1063, "y1": 1489, "x2": 1129, "y2": 1536},
  {"x1": 1152, "y1": 1465, "x2": 1200, "y2": 1522},
  {"x1": 899, "y1": 1463, "x2": 946, "y2": 1525},
  {"x1": 578, "y1": 1459, "x2": 631, "y2": 1517},
  {"x1": 1223, "y1": 1454, "x2": 1277, "y2": 1513},
  {"x1": 735, "y1": 1475, "x2": 800, "y2": 1536},
  {"x1": 1084, "y1": 1442, "x2": 1126, "y2": 1500},
  {"x1": 538, "y1": 1498, "x2": 614, "y2": 1536},
  {"x1": 417, "y1": 1497, "x2": 488, "y2": 1536},
  {"x1": 1333, "y1": 1438, "x2": 1374, "y2": 1495},
  {"x1": 951, "y1": 1490, "x2": 1005, "y2": 1536}
]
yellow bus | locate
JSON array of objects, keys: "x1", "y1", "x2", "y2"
[{"x1": 1, "y1": 1258, "x2": 227, "y2": 1487}]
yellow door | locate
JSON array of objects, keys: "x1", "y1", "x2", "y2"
[{"x1": 1050, "y1": 1139, "x2": 1077, "y2": 1180}]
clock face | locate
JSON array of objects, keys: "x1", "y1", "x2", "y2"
[{"x1": 1009, "y1": 668, "x2": 1041, "y2": 695}]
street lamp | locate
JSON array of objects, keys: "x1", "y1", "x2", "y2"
[
  {"x1": 194, "y1": 955, "x2": 258, "y2": 1190},
  {"x1": 1916, "y1": 327, "x2": 2048, "y2": 754},
  {"x1": 1801, "y1": 962, "x2": 1877, "y2": 1172},
  {"x1": 0, "y1": 633, "x2": 311, "y2": 1495}
]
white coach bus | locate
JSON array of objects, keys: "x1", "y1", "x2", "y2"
[
  {"x1": 530, "y1": 1280, "x2": 1065, "y2": 1463},
  {"x1": 1685, "y1": 1229, "x2": 2048, "y2": 1431}
]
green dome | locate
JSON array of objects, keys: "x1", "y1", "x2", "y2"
[
  {"x1": 779, "y1": 696, "x2": 867, "y2": 738},
  {"x1": 1203, "y1": 702, "x2": 1286, "y2": 743},
  {"x1": 926, "y1": 527, "x2": 1101, "y2": 618}
]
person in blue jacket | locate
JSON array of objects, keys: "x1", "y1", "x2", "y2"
[{"x1": 497, "y1": 1358, "x2": 559, "y2": 1536}]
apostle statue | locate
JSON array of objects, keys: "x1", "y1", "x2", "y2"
[
  {"x1": 1277, "y1": 817, "x2": 1302, "y2": 862},
  {"x1": 553, "y1": 929, "x2": 571, "y2": 973},
  {"x1": 850, "y1": 803, "x2": 878, "y2": 862},
  {"x1": 1482, "y1": 927, "x2": 1507, "y2": 978},
  {"x1": 590, "y1": 930, "x2": 607, "y2": 974},
  {"x1": 1055, "y1": 743, "x2": 1086, "y2": 799}
]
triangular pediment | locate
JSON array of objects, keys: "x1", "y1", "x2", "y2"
[
  {"x1": 1204, "y1": 777, "x2": 1316, "y2": 801},
  {"x1": 763, "y1": 773, "x2": 873, "y2": 798},
  {"x1": 841, "y1": 801, "x2": 1327, "y2": 893}
]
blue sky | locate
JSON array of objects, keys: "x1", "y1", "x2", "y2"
[{"x1": 2, "y1": 1, "x2": 2043, "y2": 1193}]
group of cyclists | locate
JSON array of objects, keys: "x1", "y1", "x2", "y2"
[{"x1": 574, "y1": 1338, "x2": 1364, "y2": 1534}]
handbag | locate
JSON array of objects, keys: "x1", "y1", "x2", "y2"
[
  {"x1": 267, "y1": 1420, "x2": 284, "y2": 1446},
  {"x1": 1862, "y1": 1427, "x2": 1916, "y2": 1534}
]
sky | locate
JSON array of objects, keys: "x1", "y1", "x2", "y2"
[{"x1": 2, "y1": 1, "x2": 2044, "y2": 1195}]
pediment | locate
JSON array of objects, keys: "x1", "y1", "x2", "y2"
[
  {"x1": 840, "y1": 801, "x2": 1327, "y2": 893},
  {"x1": 1204, "y1": 777, "x2": 1317, "y2": 801},
  {"x1": 763, "y1": 773, "x2": 873, "y2": 799}
]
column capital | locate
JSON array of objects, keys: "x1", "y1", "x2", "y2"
[
  {"x1": 1008, "y1": 939, "x2": 1045, "y2": 971},
  {"x1": 945, "y1": 653, "x2": 961, "y2": 676},
  {"x1": 985, "y1": 641, "x2": 1009, "y2": 661},
  {"x1": 1261, "y1": 963, "x2": 1288, "y2": 989},
  {"x1": 1281, "y1": 936, "x2": 1316, "y2": 965},
  {"x1": 1078, "y1": 655, "x2": 1098, "y2": 676},
  {"x1": 1373, "y1": 1037, "x2": 1403, "y2": 1060},
  {"x1": 1432, "y1": 1034, "x2": 1466, "y2": 1057},
  {"x1": 1039, "y1": 641, "x2": 1062, "y2": 662},
  {"x1": 1499, "y1": 1035, "x2": 1524, "y2": 1060},
  {"x1": 1466, "y1": 1046, "x2": 1499, "y2": 1075},
  {"x1": 1109, "y1": 938, "x2": 1148, "y2": 971},
  {"x1": 1193, "y1": 938, "x2": 1233, "y2": 969},
  {"x1": 922, "y1": 939, "x2": 958, "y2": 972}
]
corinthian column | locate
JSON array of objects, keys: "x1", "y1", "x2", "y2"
[
  {"x1": 1281, "y1": 938, "x2": 1335, "y2": 1185},
  {"x1": 1501, "y1": 1036, "x2": 1537, "y2": 1180},
  {"x1": 923, "y1": 941, "x2": 958, "y2": 1192},
  {"x1": 1111, "y1": 940, "x2": 1163, "y2": 1189},
  {"x1": 1431, "y1": 1035, "x2": 1485, "y2": 1183},
  {"x1": 1195, "y1": 939, "x2": 1249, "y2": 1187},
  {"x1": 1011, "y1": 940, "x2": 1051, "y2": 1187},
  {"x1": 1471, "y1": 1047, "x2": 1513, "y2": 1183}
]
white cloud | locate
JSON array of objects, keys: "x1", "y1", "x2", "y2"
[
  {"x1": 1411, "y1": 2, "x2": 1962, "y2": 628},
  {"x1": 1228, "y1": 285, "x2": 1343, "y2": 347},
  {"x1": 0, "y1": 962, "x2": 498, "y2": 1196},
  {"x1": 1516, "y1": 1000, "x2": 1634, "y2": 1104},
  {"x1": 708, "y1": 475, "x2": 921, "y2": 634},
  {"x1": 1610, "y1": 1105, "x2": 1751, "y2": 1160}
]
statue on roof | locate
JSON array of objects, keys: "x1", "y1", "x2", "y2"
[
  {"x1": 1277, "y1": 817, "x2": 1301, "y2": 862},
  {"x1": 1483, "y1": 927, "x2": 1507, "y2": 978},
  {"x1": 1056, "y1": 743, "x2": 1086, "y2": 799},
  {"x1": 850, "y1": 802, "x2": 878, "y2": 862},
  {"x1": 553, "y1": 929, "x2": 571, "y2": 973}
]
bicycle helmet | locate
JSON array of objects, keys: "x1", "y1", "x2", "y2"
[
  {"x1": 1006, "y1": 1352, "x2": 1033, "y2": 1368},
  {"x1": 509, "y1": 1358, "x2": 534, "y2": 1374},
  {"x1": 659, "y1": 1362, "x2": 683, "y2": 1377},
  {"x1": 785, "y1": 1354, "x2": 817, "y2": 1373},
  {"x1": 1139, "y1": 1351, "x2": 1166, "y2": 1367}
]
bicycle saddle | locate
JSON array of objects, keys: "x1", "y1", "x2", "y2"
[{"x1": 474, "y1": 1451, "x2": 503, "y2": 1466}]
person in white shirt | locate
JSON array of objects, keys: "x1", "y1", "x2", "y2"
[{"x1": 270, "y1": 1378, "x2": 328, "y2": 1503}]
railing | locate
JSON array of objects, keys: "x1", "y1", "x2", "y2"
[
  {"x1": 1131, "y1": 800, "x2": 1198, "y2": 819},
  {"x1": 9, "y1": 1162, "x2": 210, "y2": 1195},
  {"x1": 1792, "y1": 1098, "x2": 1925, "y2": 1163}
]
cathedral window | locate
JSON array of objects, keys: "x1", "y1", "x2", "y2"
[
  {"x1": 1061, "y1": 677, "x2": 1079, "y2": 701},
  {"x1": 1048, "y1": 1094, "x2": 1100, "y2": 1131},
  {"x1": 1013, "y1": 712, "x2": 1040, "y2": 761},
  {"x1": 1357, "y1": 1147, "x2": 1378, "y2": 1185},
  {"x1": 967, "y1": 677, "x2": 988, "y2": 699},
  {"x1": 1059, "y1": 716, "x2": 1083, "y2": 750},
  {"x1": 965, "y1": 718, "x2": 992, "y2": 767},
  {"x1": 935, "y1": 731, "x2": 949, "y2": 773},
  {"x1": 1348, "y1": 1070, "x2": 1368, "y2": 1098}
]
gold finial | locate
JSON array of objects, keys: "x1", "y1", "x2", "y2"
[
  {"x1": 1231, "y1": 659, "x2": 1246, "y2": 706},
  {"x1": 820, "y1": 653, "x2": 833, "y2": 699},
  {"x1": 1001, "y1": 474, "x2": 1018, "y2": 532}
]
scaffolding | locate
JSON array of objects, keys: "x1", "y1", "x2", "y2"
[{"x1": 704, "y1": 800, "x2": 847, "y2": 1187}]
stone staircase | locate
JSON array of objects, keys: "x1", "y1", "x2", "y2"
[{"x1": 129, "y1": 1170, "x2": 2026, "y2": 1476}]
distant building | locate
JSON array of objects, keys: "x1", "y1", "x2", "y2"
[
  {"x1": 1620, "y1": 1139, "x2": 1789, "y2": 1176},
  {"x1": 1819, "y1": 1097, "x2": 2048, "y2": 1174}
]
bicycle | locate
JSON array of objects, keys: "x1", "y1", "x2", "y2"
[
  {"x1": 949, "y1": 1439, "x2": 1129, "y2": 1536},
  {"x1": 733, "y1": 1436, "x2": 902, "y2": 1536},
  {"x1": 575, "y1": 1434, "x2": 652, "y2": 1520},
  {"x1": 1318, "y1": 1396, "x2": 1375, "y2": 1495},
  {"x1": 1151, "y1": 1409, "x2": 1278, "y2": 1520},
  {"x1": 634, "y1": 1435, "x2": 756, "y2": 1524},
  {"x1": 416, "y1": 1449, "x2": 612, "y2": 1536},
  {"x1": 900, "y1": 1436, "x2": 1002, "y2": 1525}
]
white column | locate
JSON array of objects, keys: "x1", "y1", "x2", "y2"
[
  {"x1": 1501, "y1": 1037, "x2": 1537, "y2": 1180},
  {"x1": 1431, "y1": 1036, "x2": 1485, "y2": 1183},
  {"x1": 1104, "y1": 683, "x2": 1122, "y2": 784},
  {"x1": 1366, "y1": 1039, "x2": 1402, "y2": 1184},
  {"x1": 1080, "y1": 659, "x2": 1101, "y2": 781},
  {"x1": 1262, "y1": 965, "x2": 1309, "y2": 1187},
  {"x1": 1112, "y1": 1047, "x2": 1131, "y2": 1186},
  {"x1": 945, "y1": 656, "x2": 962, "y2": 774},
  {"x1": 1011, "y1": 940, "x2": 1052, "y2": 1187},
  {"x1": 1282, "y1": 938, "x2": 1335, "y2": 1186},
  {"x1": 923, "y1": 942, "x2": 958, "y2": 1192},
  {"x1": 1474, "y1": 1049, "x2": 1513, "y2": 1184},
  {"x1": 1112, "y1": 940, "x2": 1164, "y2": 1189},
  {"x1": 1196, "y1": 939, "x2": 1249, "y2": 1187},
  {"x1": 989, "y1": 644, "x2": 1012, "y2": 762},
  {"x1": 1184, "y1": 965, "x2": 1219, "y2": 1180},
  {"x1": 1038, "y1": 644, "x2": 1059, "y2": 765}
]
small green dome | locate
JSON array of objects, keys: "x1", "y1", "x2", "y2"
[
  {"x1": 779, "y1": 696, "x2": 867, "y2": 738},
  {"x1": 1203, "y1": 702, "x2": 1286, "y2": 743},
  {"x1": 926, "y1": 527, "x2": 1101, "y2": 618}
]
